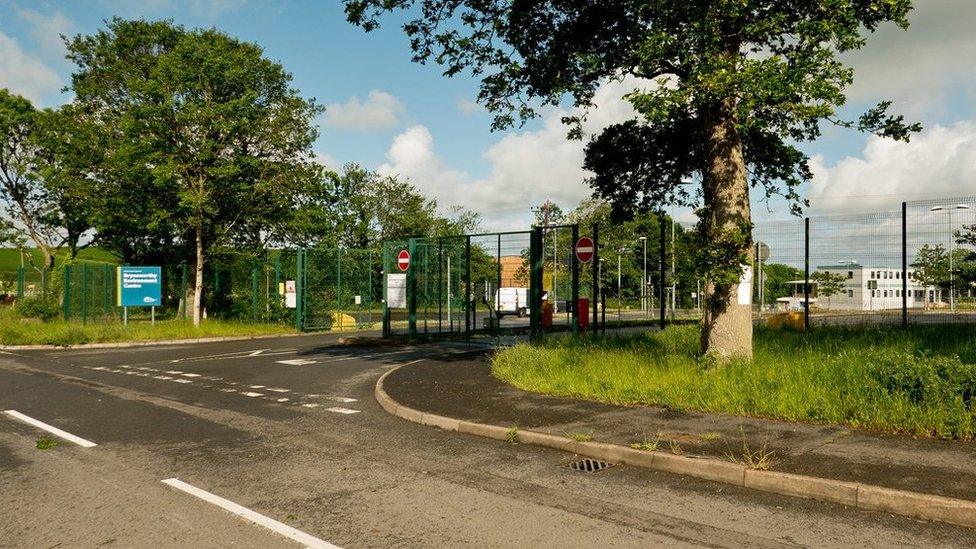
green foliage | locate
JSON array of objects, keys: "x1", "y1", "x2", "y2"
[
  {"x1": 492, "y1": 324, "x2": 976, "y2": 440},
  {"x1": 811, "y1": 270, "x2": 847, "y2": 305},
  {"x1": 760, "y1": 263, "x2": 803, "y2": 304},
  {"x1": 15, "y1": 295, "x2": 60, "y2": 322},
  {"x1": 36, "y1": 437, "x2": 59, "y2": 450}
]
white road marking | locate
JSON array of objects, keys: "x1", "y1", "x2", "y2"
[
  {"x1": 249, "y1": 385, "x2": 266, "y2": 389},
  {"x1": 166, "y1": 370, "x2": 184, "y2": 374},
  {"x1": 242, "y1": 392, "x2": 263, "y2": 397},
  {"x1": 325, "y1": 407, "x2": 360, "y2": 415},
  {"x1": 266, "y1": 388, "x2": 290, "y2": 393},
  {"x1": 3, "y1": 410, "x2": 97, "y2": 448},
  {"x1": 181, "y1": 373, "x2": 201, "y2": 378},
  {"x1": 276, "y1": 398, "x2": 290, "y2": 403},
  {"x1": 219, "y1": 388, "x2": 237, "y2": 393},
  {"x1": 325, "y1": 397, "x2": 357, "y2": 403},
  {"x1": 302, "y1": 403, "x2": 319, "y2": 408},
  {"x1": 172, "y1": 379, "x2": 193, "y2": 384},
  {"x1": 160, "y1": 478, "x2": 339, "y2": 549},
  {"x1": 153, "y1": 376, "x2": 173, "y2": 380},
  {"x1": 400, "y1": 359, "x2": 425, "y2": 367},
  {"x1": 276, "y1": 359, "x2": 317, "y2": 366}
]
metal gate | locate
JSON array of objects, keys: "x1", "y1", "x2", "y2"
[{"x1": 382, "y1": 224, "x2": 598, "y2": 339}]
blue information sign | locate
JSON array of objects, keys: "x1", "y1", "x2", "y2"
[{"x1": 117, "y1": 266, "x2": 162, "y2": 307}]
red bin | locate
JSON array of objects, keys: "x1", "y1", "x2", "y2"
[{"x1": 576, "y1": 298, "x2": 589, "y2": 328}]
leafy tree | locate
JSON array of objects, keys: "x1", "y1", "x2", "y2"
[
  {"x1": 811, "y1": 270, "x2": 846, "y2": 308},
  {"x1": 912, "y1": 244, "x2": 949, "y2": 308},
  {"x1": 0, "y1": 89, "x2": 79, "y2": 268},
  {"x1": 759, "y1": 263, "x2": 802, "y2": 305},
  {"x1": 346, "y1": 0, "x2": 920, "y2": 359},
  {"x1": 65, "y1": 19, "x2": 322, "y2": 325}
]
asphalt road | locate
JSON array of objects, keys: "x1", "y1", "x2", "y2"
[{"x1": 1, "y1": 335, "x2": 974, "y2": 548}]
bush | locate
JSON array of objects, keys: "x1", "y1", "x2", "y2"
[
  {"x1": 15, "y1": 296, "x2": 60, "y2": 322},
  {"x1": 867, "y1": 350, "x2": 976, "y2": 406}
]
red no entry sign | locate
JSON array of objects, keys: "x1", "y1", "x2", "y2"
[
  {"x1": 575, "y1": 236, "x2": 594, "y2": 263},
  {"x1": 397, "y1": 249, "x2": 411, "y2": 271}
]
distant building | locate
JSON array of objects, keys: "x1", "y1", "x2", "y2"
[{"x1": 776, "y1": 262, "x2": 939, "y2": 312}]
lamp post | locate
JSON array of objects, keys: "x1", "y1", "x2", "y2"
[
  {"x1": 617, "y1": 247, "x2": 627, "y2": 321},
  {"x1": 639, "y1": 236, "x2": 647, "y2": 316},
  {"x1": 930, "y1": 204, "x2": 971, "y2": 312}
]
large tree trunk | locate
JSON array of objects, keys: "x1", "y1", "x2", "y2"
[
  {"x1": 192, "y1": 224, "x2": 204, "y2": 327},
  {"x1": 700, "y1": 96, "x2": 753, "y2": 360}
]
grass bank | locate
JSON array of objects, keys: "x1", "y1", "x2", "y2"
[
  {"x1": 492, "y1": 325, "x2": 976, "y2": 439},
  {"x1": 0, "y1": 308, "x2": 296, "y2": 346}
]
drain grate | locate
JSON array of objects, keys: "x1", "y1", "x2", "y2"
[{"x1": 568, "y1": 458, "x2": 613, "y2": 472}]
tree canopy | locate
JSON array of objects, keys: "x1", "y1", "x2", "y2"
[{"x1": 345, "y1": 0, "x2": 920, "y2": 358}]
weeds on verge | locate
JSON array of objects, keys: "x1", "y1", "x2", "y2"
[
  {"x1": 725, "y1": 427, "x2": 776, "y2": 470},
  {"x1": 700, "y1": 431, "x2": 721, "y2": 442},
  {"x1": 506, "y1": 425, "x2": 519, "y2": 444},
  {"x1": 667, "y1": 439, "x2": 683, "y2": 455},
  {"x1": 565, "y1": 430, "x2": 594, "y2": 443},
  {"x1": 630, "y1": 437, "x2": 660, "y2": 452}
]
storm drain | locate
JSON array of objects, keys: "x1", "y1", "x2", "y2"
[{"x1": 568, "y1": 458, "x2": 613, "y2": 473}]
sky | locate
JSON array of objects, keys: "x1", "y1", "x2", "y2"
[{"x1": 2, "y1": 0, "x2": 976, "y2": 231}]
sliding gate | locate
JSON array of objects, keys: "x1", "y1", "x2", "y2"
[{"x1": 382, "y1": 225, "x2": 597, "y2": 339}]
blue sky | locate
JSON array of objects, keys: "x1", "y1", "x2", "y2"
[{"x1": 3, "y1": 0, "x2": 975, "y2": 230}]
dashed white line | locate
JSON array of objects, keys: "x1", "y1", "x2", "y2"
[
  {"x1": 324, "y1": 397, "x2": 357, "y2": 403},
  {"x1": 276, "y1": 359, "x2": 318, "y2": 366},
  {"x1": 181, "y1": 373, "x2": 201, "y2": 378},
  {"x1": 325, "y1": 407, "x2": 360, "y2": 415},
  {"x1": 3, "y1": 410, "x2": 97, "y2": 448},
  {"x1": 249, "y1": 385, "x2": 266, "y2": 389},
  {"x1": 242, "y1": 392, "x2": 263, "y2": 397},
  {"x1": 161, "y1": 478, "x2": 339, "y2": 549},
  {"x1": 266, "y1": 388, "x2": 290, "y2": 393},
  {"x1": 301, "y1": 403, "x2": 319, "y2": 408}
]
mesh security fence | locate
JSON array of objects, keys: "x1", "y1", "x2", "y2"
[{"x1": 752, "y1": 196, "x2": 976, "y2": 328}]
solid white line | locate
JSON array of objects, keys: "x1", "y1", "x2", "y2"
[
  {"x1": 3, "y1": 410, "x2": 97, "y2": 448},
  {"x1": 161, "y1": 478, "x2": 339, "y2": 549}
]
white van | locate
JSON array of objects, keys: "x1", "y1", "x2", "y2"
[{"x1": 494, "y1": 287, "x2": 529, "y2": 318}]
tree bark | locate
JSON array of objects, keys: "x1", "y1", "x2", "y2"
[
  {"x1": 192, "y1": 223, "x2": 204, "y2": 327},
  {"x1": 700, "y1": 96, "x2": 753, "y2": 360}
]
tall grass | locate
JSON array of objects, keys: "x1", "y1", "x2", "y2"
[
  {"x1": 0, "y1": 307, "x2": 295, "y2": 346},
  {"x1": 492, "y1": 325, "x2": 976, "y2": 439}
]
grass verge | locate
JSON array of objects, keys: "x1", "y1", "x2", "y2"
[
  {"x1": 492, "y1": 324, "x2": 976, "y2": 440},
  {"x1": 0, "y1": 308, "x2": 296, "y2": 346}
]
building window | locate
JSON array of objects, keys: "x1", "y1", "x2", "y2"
[
  {"x1": 883, "y1": 271, "x2": 888, "y2": 279},
  {"x1": 848, "y1": 290, "x2": 854, "y2": 298},
  {"x1": 870, "y1": 271, "x2": 875, "y2": 279},
  {"x1": 884, "y1": 290, "x2": 888, "y2": 297},
  {"x1": 847, "y1": 271, "x2": 854, "y2": 279}
]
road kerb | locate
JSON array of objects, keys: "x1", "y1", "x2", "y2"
[
  {"x1": 420, "y1": 412, "x2": 460, "y2": 432},
  {"x1": 745, "y1": 469, "x2": 857, "y2": 508},
  {"x1": 375, "y1": 363, "x2": 976, "y2": 530},
  {"x1": 857, "y1": 484, "x2": 976, "y2": 528}
]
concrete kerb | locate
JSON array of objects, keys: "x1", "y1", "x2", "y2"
[{"x1": 375, "y1": 363, "x2": 976, "y2": 529}]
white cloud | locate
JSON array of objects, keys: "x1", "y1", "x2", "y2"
[
  {"x1": 376, "y1": 77, "x2": 645, "y2": 230},
  {"x1": 313, "y1": 151, "x2": 340, "y2": 171},
  {"x1": 808, "y1": 121, "x2": 976, "y2": 214},
  {"x1": 17, "y1": 8, "x2": 74, "y2": 59},
  {"x1": 0, "y1": 31, "x2": 62, "y2": 105},
  {"x1": 323, "y1": 90, "x2": 405, "y2": 132},
  {"x1": 456, "y1": 98, "x2": 481, "y2": 115},
  {"x1": 97, "y1": 0, "x2": 247, "y2": 18},
  {"x1": 842, "y1": 0, "x2": 976, "y2": 118}
]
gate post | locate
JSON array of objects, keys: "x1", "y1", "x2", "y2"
[
  {"x1": 571, "y1": 224, "x2": 580, "y2": 335},
  {"x1": 592, "y1": 224, "x2": 599, "y2": 334},
  {"x1": 63, "y1": 265, "x2": 72, "y2": 321},
  {"x1": 529, "y1": 226, "x2": 544, "y2": 339},
  {"x1": 382, "y1": 242, "x2": 391, "y2": 337},
  {"x1": 407, "y1": 239, "x2": 418, "y2": 338},
  {"x1": 659, "y1": 213, "x2": 666, "y2": 330},
  {"x1": 295, "y1": 248, "x2": 305, "y2": 331},
  {"x1": 902, "y1": 201, "x2": 908, "y2": 327}
]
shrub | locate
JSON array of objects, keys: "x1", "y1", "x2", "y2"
[
  {"x1": 15, "y1": 296, "x2": 60, "y2": 322},
  {"x1": 867, "y1": 349, "x2": 976, "y2": 406}
]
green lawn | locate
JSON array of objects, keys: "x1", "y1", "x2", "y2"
[
  {"x1": 0, "y1": 247, "x2": 119, "y2": 271},
  {"x1": 0, "y1": 307, "x2": 296, "y2": 346},
  {"x1": 492, "y1": 325, "x2": 976, "y2": 440}
]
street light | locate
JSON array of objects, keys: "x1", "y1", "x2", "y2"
[
  {"x1": 638, "y1": 236, "x2": 647, "y2": 316},
  {"x1": 617, "y1": 247, "x2": 627, "y2": 321},
  {"x1": 930, "y1": 204, "x2": 971, "y2": 312}
]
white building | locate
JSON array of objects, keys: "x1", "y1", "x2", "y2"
[{"x1": 777, "y1": 262, "x2": 939, "y2": 312}]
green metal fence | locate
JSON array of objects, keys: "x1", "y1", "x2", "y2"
[{"x1": 382, "y1": 225, "x2": 591, "y2": 340}]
